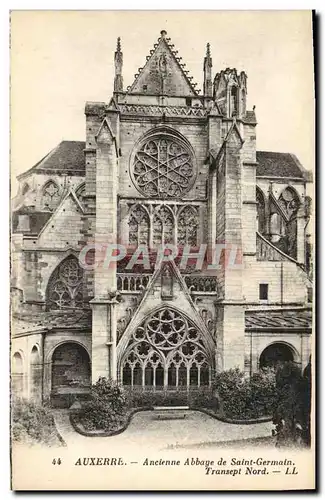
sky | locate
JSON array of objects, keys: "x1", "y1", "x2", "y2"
[{"x1": 10, "y1": 10, "x2": 314, "y2": 194}]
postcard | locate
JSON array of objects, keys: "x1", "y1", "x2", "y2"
[{"x1": 10, "y1": 10, "x2": 315, "y2": 491}]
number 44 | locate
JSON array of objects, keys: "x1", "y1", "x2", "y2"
[{"x1": 52, "y1": 458, "x2": 62, "y2": 465}]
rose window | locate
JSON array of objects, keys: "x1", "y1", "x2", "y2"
[{"x1": 132, "y1": 135, "x2": 195, "y2": 198}]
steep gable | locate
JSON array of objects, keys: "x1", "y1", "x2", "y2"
[
  {"x1": 37, "y1": 191, "x2": 84, "y2": 249},
  {"x1": 127, "y1": 30, "x2": 199, "y2": 96},
  {"x1": 117, "y1": 261, "x2": 215, "y2": 356}
]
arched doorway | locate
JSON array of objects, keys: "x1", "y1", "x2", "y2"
[
  {"x1": 30, "y1": 346, "x2": 42, "y2": 402},
  {"x1": 51, "y1": 343, "x2": 91, "y2": 396},
  {"x1": 259, "y1": 342, "x2": 296, "y2": 369},
  {"x1": 12, "y1": 352, "x2": 24, "y2": 397}
]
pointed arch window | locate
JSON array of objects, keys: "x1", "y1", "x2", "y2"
[
  {"x1": 230, "y1": 86, "x2": 238, "y2": 116},
  {"x1": 277, "y1": 187, "x2": 300, "y2": 259},
  {"x1": 153, "y1": 205, "x2": 174, "y2": 247},
  {"x1": 256, "y1": 188, "x2": 266, "y2": 235},
  {"x1": 46, "y1": 256, "x2": 83, "y2": 310},
  {"x1": 278, "y1": 187, "x2": 300, "y2": 220},
  {"x1": 178, "y1": 206, "x2": 199, "y2": 246},
  {"x1": 128, "y1": 205, "x2": 150, "y2": 246},
  {"x1": 241, "y1": 88, "x2": 246, "y2": 116},
  {"x1": 120, "y1": 307, "x2": 213, "y2": 389},
  {"x1": 42, "y1": 181, "x2": 60, "y2": 211},
  {"x1": 12, "y1": 352, "x2": 24, "y2": 396}
]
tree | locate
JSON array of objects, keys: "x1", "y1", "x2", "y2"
[{"x1": 273, "y1": 361, "x2": 311, "y2": 447}]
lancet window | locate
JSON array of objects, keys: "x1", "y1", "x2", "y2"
[
  {"x1": 177, "y1": 206, "x2": 199, "y2": 246},
  {"x1": 42, "y1": 181, "x2": 60, "y2": 211},
  {"x1": 256, "y1": 187, "x2": 266, "y2": 235},
  {"x1": 128, "y1": 205, "x2": 150, "y2": 246},
  {"x1": 153, "y1": 205, "x2": 174, "y2": 247}
]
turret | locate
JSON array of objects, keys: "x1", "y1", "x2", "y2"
[
  {"x1": 114, "y1": 37, "x2": 123, "y2": 92},
  {"x1": 213, "y1": 68, "x2": 247, "y2": 119},
  {"x1": 203, "y1": 43, "x2": 213, "y2": 97}
]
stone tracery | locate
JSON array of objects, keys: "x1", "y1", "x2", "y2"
[
  {"x1": 132, "y1": 135, "x2": 195, "y2": 198},
  {"x1": 42, "y1": 180, "x2": 60, "y2": 211},
  {"x1": 121, "y1": 307, "x2": 212, "y2": 388},
  {"x1": 47, "y1": 256, "x2": 83, "y2": 310}
]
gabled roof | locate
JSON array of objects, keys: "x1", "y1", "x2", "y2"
[
  {"x1": 256, "y1": 151, "x2": 312, "y2": 180},
  {"x1": 245, "y1": 308, "x2": 312, "y2": 330},
  {"x1": 127, "y1": 30, "x2": 199, "y2": 96},
  {"x1": 17, "y1": 140, "x2": 85, "y2": 180},
  {"x1": 16, "y1": 141, "x2": 312, "y2": 184}
]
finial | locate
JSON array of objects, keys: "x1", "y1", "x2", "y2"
[
  {"x1": 116, "y1": 37, "x2": 121, "y2": 52},
  {"x1": 160, "y1": 30, "x2": 167, "y2": 39},
  {"x1": 206, "y1": 42, "x2": 211, "y2": 57},
  {"x1": 253, "y1": 105, "x2": 256, "y2": 111}
]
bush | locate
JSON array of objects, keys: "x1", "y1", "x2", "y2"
[
  {"x1": 213, "y1": 368, "x2": 276, "y2": 420},
  {"x1": 125, "y1": 388, "x2": 216, "y2": 409},
  {"x1": 12, "y1": 399, "x2": 58, "y2": 445},
  {"x1": 78, "y1": 377, "x2": 127, "y2": 432},
  {"x1": 273, "y1": 361, "x2": 311, "y2": 447}
]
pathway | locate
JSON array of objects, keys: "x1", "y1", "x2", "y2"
[{"x1": 54, "y1": 409, "x2": 275, "y2": 451}]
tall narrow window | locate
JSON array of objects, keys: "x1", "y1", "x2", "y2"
[
  {"x1": 278, "y1": 187, "x2": 300, "y2": 259},
  {"x1": 42, "y1": 181, "x2": 60, "y2": 211},
  {"x1": 230, "y1": 86, "x2": 238, "y2": 116},
  {"x1": 256, "y1": 188, "x2": 266, "y2": 234},
  {"x1": 153, "y1": 206, "x2": 174, "y2": 247},
  {"x1": 128, "y1": 205, "x2": 150, "y2": 247},
  {"x1": 178, "y1": 206, "x2": 199, "y2": 246},
  {"x1": 259, "y1": 283, "x2": 269, "y2": 301}
]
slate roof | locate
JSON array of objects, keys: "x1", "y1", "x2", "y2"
[
  {"x1": 17, "y1": 142, "x2": 311, "y2": 182},
  {"x1": 17, "y1": 141, "x2": 85, "y2": 179},
  {"x1": 12, "y1": 310, "x2": 92, "y2": 336},
  {"x1": 256, "y1": 151, "x2": 312, "y2": 180},
  {"x1": 245, "y1": 308, "x2": 312, "y2": 330},
  {"x1": 244, "y1": 110, "x2": 257, "y2": 124}
]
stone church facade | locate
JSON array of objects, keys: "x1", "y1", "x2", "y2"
[{"x1": 11, "y1": 31, "x2": 313, "y2": 406}]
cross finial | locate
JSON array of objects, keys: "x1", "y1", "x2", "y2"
[{"x1": 160, "y1": 30, "x2": 167, "y2": 39}]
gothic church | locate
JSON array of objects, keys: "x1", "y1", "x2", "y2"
[{"x1": 11, "y1": 31, "x2": 313, "y2": 406}]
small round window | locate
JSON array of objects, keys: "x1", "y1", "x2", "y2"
[{"x1": 131, "y1": 133, "x2": 196, "y2": 198}]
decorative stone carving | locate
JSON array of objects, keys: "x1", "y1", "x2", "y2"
[
  {"x1": 47, "y1": 256, "x2": 83, "y2": 310},
  {"x1": 132, "y1": 135, "x2": 195, "y2": 198},
  {"x1": 184, "y1": 275, "x2": 219, "y2": 293},
  {"x1": 42, "y1": 181, "x2": 60, "y2": 211},
  {"x1": 128, "y1": 205, "x2": 150, "y2": 246},
  {"x1": 121, "y1": 307, "x2": 212, "y2": 388},
  {"x1": 119, "y1": 104, "x2": 208, "y2": 117}
]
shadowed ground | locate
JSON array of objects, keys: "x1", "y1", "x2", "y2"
[{"x1": 54, "y1": 410, "x2": 275, "y2": 451}]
